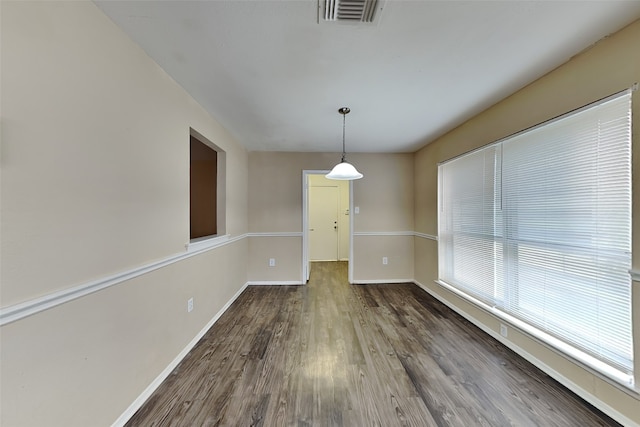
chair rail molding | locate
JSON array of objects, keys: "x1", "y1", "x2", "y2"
[{"x1": 0, "y1": 234, "x2": 248, "y2": 326}]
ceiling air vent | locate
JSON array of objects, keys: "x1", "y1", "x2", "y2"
[{"x1": 324, "y1": 0, "x2": 379, "y2": 23}]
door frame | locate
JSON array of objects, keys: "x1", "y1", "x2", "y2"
[{"x1": 302, "y1": 170, "x2": 354, "y2": 283}]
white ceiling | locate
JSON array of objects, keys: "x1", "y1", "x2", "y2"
[{"x1": 95, "y1": 0, "x2": 640, "y2": 153}]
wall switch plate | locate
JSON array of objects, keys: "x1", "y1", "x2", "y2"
[
  {"x1": 354, "y1": 206, "x2": 360, "y2": 214},
  {"x1": 187, "y1": 297, "x2": 194, "y2": 313},
  {"x1": 382, "y1": 256, "x2": 388, "y2": 265},
  {"x1": 269, "y1": 258, "x2": 276, "y2": 267},
  {"x1": 500, "y1": 324, "x2": 508, "y2": 337}
]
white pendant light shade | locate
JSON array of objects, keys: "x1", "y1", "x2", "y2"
[
  {"x1": 326, "y1": 106, "x2": 363, "y2": 181},
  {"x1": 326, "y1": 161, "x2": 363, "y2": 180}
]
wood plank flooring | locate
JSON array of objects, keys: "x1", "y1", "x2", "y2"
[{"x1": 126, "y1": 261, "x2": 620, "y2": 426}]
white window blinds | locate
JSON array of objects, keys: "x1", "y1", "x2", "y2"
[{"x1": 438, "y1": 90, "x2": 633, "y2": 384}]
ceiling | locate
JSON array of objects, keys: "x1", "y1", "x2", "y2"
[{"x1": 95, "y1": 1, "x2": 640, "y2": 153}]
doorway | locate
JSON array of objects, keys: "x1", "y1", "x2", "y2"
[{"x1": 302, "y1": 171, "x2": 353, "y2": 283}]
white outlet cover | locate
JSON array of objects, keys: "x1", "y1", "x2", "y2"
[
  {"x1": 500, "y1": 324, "x2": 508, "y2": 337},
  {"x1": 187, "y1": 298, "x2": 194, "y2": 312}
]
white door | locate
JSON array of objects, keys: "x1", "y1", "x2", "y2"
[{"x1": 309, "y1": 186, "x2": 339, "y2": 261}]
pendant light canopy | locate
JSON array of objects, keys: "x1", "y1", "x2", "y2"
[{"x1": 326, "y1": 107, "x2": 363, "y2": 180}]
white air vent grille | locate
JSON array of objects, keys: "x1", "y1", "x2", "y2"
[{"x1": 324, "y1": 0, "x2": 378, "y2": 23}]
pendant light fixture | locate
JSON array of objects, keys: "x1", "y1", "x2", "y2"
[{"x1": 326, "y1": 107, "x2": 363, "y2": 180}]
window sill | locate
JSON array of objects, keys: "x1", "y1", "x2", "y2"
[{"x1": 186, "y1": 234, "x2": 230, "y2": 254}]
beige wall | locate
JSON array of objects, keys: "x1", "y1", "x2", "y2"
[
  {"x1": 249, "y1": 236, "x2": 302, "y2": 283},
  {"x1": 1, "y1": 2, "x2": 248, "y2": 426},
  {"x1": 353, "y1": 235, "x2": 414, "y2": 282},
  {"x1": 414, "y1": 19, "x2": 640, "y2": 425},
  {"x1": 248, "y1": 152, "x2": 414, "y2": 282}
]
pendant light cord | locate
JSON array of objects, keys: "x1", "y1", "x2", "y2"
[
  {"x1": 341, "y1": 112, "x2": 346, "y2": 162},
  {"x1": 326, "y1": 106, "x2": 362, "y2": 180}
]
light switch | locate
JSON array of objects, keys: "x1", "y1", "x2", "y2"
[{"x1": 354, "y1": 206, "x2": 360, "y2": 214}]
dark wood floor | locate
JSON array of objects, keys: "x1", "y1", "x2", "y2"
[{"x1": 126, "y1": 261, "x2": 619, "y2": 426}]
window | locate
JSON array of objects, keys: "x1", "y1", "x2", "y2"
[
  {"x1": 190, "y1": 131, "x2": 225, "y2": 241},
  {"x1": 438, "y1": 90, "x2": 633, "y2": 385}
]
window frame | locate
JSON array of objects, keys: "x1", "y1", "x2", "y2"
[{"x1": 437, "y1": 89, "x2": 634, "y2": 389}]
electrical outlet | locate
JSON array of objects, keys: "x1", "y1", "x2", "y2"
[
  {"x1": 187, "y1": 297, "x2": 194, "y2": 313},
  {"x1": 354, "y1": 206, "x2": 360, "y2": 214},
  {"x1": 500, "y1": 324, "x2": 508, "y2": 337},
  {"x1": 382, "y1": 256, "x2": 388, "y2": 265},
  {"x1": 269, "y1": 258, "x2": 276, "y2": 267}
]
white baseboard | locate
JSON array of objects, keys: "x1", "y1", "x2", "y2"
[
  {"x1": 412, "y1": 280, "x2": 639, "y2": 427},
  {"x1": 111, "y1": 281, "x2": 249, "y2": 427},
  {"x1": 246, "y1": 280, "x2": 304, "y2": 286},
  {"x1": 351, "y1": 278, "x2": 413, "y2": 284}
]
